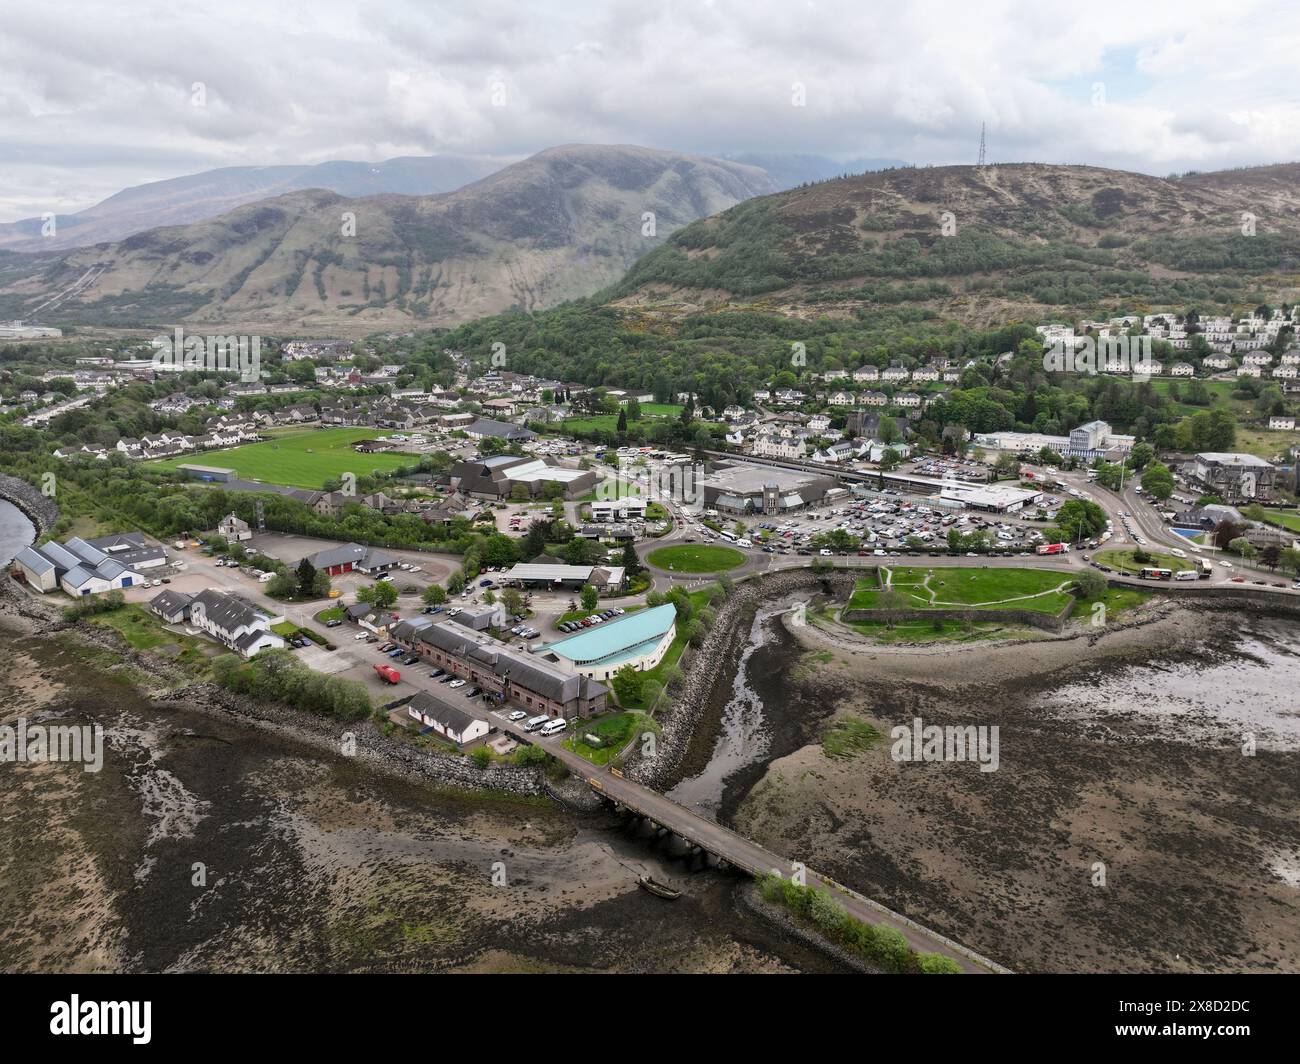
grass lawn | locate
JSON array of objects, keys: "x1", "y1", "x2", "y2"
[
  {"x1": 821, "y1": 717, "x2": 882, "y2": 760},
  {"x1": 848, "y1": 566, "x2": 1077, "y2": 614},
  {"x1": 647, "y1": 544, "x2": 746, "y2": 573},
  {"x1": 87, "y1": 604, "x2": 212, "y2": 668},
  {"x1": 837, "y1": 614, "x2": 1045, "y2": 644},
  {"x1": 1232, "y1": 427, "x2": 1300, "y2": 461},
  {"x1": 88, "y1": 604, "x2": 173, "y2": 651},
  {"x1": 1260, "y1": 510, "x2": 1300, "y2": 533},
  {"x1": 1094, "y1": 548, "x2": 1193, "y2": 574},
  {"x1": 314, "y1": 606, "x2": 346, "y2": 624},
  {"x1": 562, "y1": 711, "x2": 656, "y2": 766},
  {"x1": 147, "y1": 428, "x2": 418, "y2": 489},
  {"x1": 576, "y1": 479, "x2": 641, "y2": 502},
  {"x1": 562, "y1": 404, "x2": 683, "y2": 434}
]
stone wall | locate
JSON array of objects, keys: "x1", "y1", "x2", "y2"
[
  {"x1": 841, "y1": 602, "x2": 1074, "y2": 631},
  {"x1": 0, "y1": 472, "x2": 59, "y2": 536}
]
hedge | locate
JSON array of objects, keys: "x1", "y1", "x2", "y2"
[{"x1": 757, "y1": 873, "x2": 962, "y2": 973}]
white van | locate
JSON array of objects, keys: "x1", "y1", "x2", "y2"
[
  {"x1": 1174, "y1": 569, "x2": 1197, "y2": 581},
  {"x1": 540, "y1": 718, "x2": 567, "y2": 737},
  {"x1": 523, "y1": 715, "x2": 550, "y2": 733}
]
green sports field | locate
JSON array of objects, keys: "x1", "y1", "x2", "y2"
[{"x1": 147, "y1": 428, "x2": 418, "y2": 489}]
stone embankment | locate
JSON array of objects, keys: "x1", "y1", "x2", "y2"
[
  {"x1": 627, "y1": 568, "x2": 856, "y2": 789},
  {"x1": 0, "y1": 472, "x2": 58, "y2": 535}
]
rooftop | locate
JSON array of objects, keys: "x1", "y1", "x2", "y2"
[{"x1": 539, "y1": 604, "x2": 677, "y2": 669}]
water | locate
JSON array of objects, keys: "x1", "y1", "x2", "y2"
[
  {"x1": 0, "y1": 499, "x2": 36, "y2": 565},
  {"x1": 667, "y1": 594, "x2": 829, "y2": 818}
]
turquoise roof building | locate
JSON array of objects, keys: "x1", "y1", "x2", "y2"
[{"x1": 535, "y1": 603, "x2": 677, "y2": 681}]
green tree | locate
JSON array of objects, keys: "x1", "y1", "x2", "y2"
[
  {"x1": 501, "y1": 588, "x2": 525, "y2": 616},
  {"x1": 358, "y1": 580, "x2": 398, "y2": 608},
  {"x1": 1141, "y1": 462, "x2": 1174, "y2": 501},
  {"x1": 580, "y1": 584, "x2": 599, "y2": 611},
  {"x1": 611, "y1": 664, "x2": 645, "y2": 705},
  {"x1": 296, "y1": 558, "x2": 319, "y2": 598},
  {"x1": 1073, "y1": 569, "x2": 1107, "y2": 598},
  {"x1": 422, "y1": 583, "x2": 447, "y2": 606}
]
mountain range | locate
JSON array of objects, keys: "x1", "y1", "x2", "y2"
[
  {"x1": 0, "y1": 145, "x2": 776, "y2": 331},
  {"x1": 0, "y1": 155, "x2": 514, "y2": 253},
  {"x1": 3, "y1": 154, "x2": 1298, "y2": 336}
]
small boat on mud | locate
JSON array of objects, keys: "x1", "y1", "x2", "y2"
[{"x1": 638, "y1": 875, "x2": 681, "y2": 900}]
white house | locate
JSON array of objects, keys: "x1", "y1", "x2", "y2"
[
  {"x1": 180, "y1": 589, "x2": 285, "y2": 657},
  {"x1": 406, "y1": 692, "x2": 490, "y2": 748}
]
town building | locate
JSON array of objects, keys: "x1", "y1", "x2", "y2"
[
  {"x1": 700, "y1": 461, "x2": 834, "y2": 515},
  {"x1": 13, "y1": 537, "x2": 149, "y2": 596},
  {"x1": 388, "y1": 617, "x2": 607, "y2": 719},
  {"x1": 464, "y1": 418, "x2": 537, "y2": 442},
  {"x1": 406, "y1": 691, "x2": 490, "y2": 748},
  {"x1": 589, "y1": 498, "x2": 648, "y2": 521},
  {"x1": 500, "y1": 562, "x2": 626, "y2": 593},
  {"x1": 446, "y1": 455, "x2": 599, "y2": 500},
  {"x1": 150, "y1": 588, "x2": 285, "y2": 657},
  {"x1": 533, "y1": 603, "x2": 677, "y2": 682},
  {"x1": 1182, "y1": 452, "x2": 1276, "y2": 501},
  {"x1": 302, "y1": 543, "x2": 400, "y2": 577}
]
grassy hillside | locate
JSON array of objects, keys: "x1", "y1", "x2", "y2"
[{"x1": 605, "y1": 163, "x2": 1300, "y2": 325}]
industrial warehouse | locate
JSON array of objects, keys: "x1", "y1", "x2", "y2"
[{"x1": 445, "y1": 454, "x2": 599, "y2": 500}]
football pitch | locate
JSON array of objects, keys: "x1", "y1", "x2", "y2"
[{"x1": 148, "y1": 428, "x2": 418, "y2": 489}]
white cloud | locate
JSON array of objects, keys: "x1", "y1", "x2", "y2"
[{"x1": 0, "y1": 0, "x2": 1297, "y2": 221}]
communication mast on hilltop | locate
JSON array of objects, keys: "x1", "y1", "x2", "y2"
[{"x1": 978, "y1": 122, "x2": 987, "y2": 168}]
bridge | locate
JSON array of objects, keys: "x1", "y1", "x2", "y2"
[{"x1": 505, "y1": 722, "x2": 1010, "y2": 974}]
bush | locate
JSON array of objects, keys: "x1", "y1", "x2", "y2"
[
  {"x1": 61, "y1": 589, "x2": 125, "y2": 621},
  {"x1": 917, "y1": 952, "x2": 963, "y2": 974},
  {"x1": 1072, "y1": 569, "x2": 1107, "y2": 599},
  {"x1": 469, "y1": 746, "x2": 492, "y2": 768},
  {"x1": 755, "y1": 873, "x2": 961, "y2": 974}
]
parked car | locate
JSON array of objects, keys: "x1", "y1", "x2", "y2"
[
  {"x1": 326, "y1": 619, "x2": 342, "y2": 628},
  {"x1": 507, "y1": 710, "x2": 528, "y2": 722},
  {"x1": 448, "y1": 679, "x2": 466, "y2": 689}
]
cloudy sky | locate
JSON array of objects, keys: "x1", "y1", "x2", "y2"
[{"x1": 1, "y1": 0, "x2": 1297, "y2": 221}]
